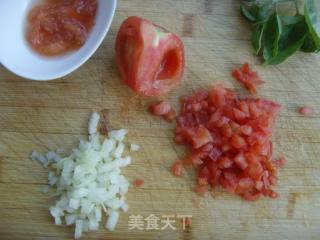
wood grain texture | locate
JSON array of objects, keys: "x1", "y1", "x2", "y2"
[{"x1": 1, "y1": 0, "x2": 320, "y2": 239}]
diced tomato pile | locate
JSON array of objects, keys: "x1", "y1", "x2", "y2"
[
  {"x1": 174, "y1": 84, "x2": 282, "y2": 201},
  {"x1": 232, "y1": 63, "x2": 265, "y2": 95}
]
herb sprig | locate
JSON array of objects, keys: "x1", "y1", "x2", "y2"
[{"x1": 240, "y1": 0, "x2": 320, "y2": 64}]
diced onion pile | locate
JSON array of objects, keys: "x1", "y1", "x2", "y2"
[{"x1": 31, "y1": 112, "x2": 139, "y2": 239}]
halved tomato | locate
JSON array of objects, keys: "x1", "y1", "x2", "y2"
[{"x1": 115, "y1": 16, "x2": 185, "y2": 96}]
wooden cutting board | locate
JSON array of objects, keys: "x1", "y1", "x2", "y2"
[{"x1": 1, "y1": 0, "x2": 320, "y2": 239}]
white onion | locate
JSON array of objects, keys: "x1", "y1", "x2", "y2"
[
  {"x1": 32, "y1": 151, "x2": 48, "y2": 168},
  {"x1": 66, "y1": 214, "x2": 76, "y2": 226},
  {"x1": 31, "y1": 112, "x2": 139, "y2": 239},
  {"x1": 75, "y1": 220, "x2": 83, "y2": 239},
  {"x1": 113, "y1": 143, "x2": 125, "y2": 158},
  {"x1": 108, "y1": 129, "x2": 127, "y2": 142},
  {"x1": 130, "y1": 144, "x2": 140, "y2": 152},
  {"x1": 69, "y1": 198, "x2": 80, "y2": 210},
  {"x1": 88, "y1": 112, "x2": 100, "y2": 135},
  {"x1": 120, "y1": 202, "x2": 129, "y2": 212},
  {"x1": 105, "y1": 211, "x2": 119, "y2": 231}
]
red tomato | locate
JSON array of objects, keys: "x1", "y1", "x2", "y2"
[
  {"x1": 218, "y1": 157, "x2": 233, "y2": 169},
  {"x1": 195, "y1": 185, "x2": 208, "y2": 197},
  {"x1": 149, "y1": 101, "x2": 172, "y2": 116},
  {"x1": 236, "y1": 178, "x2": 254, "y2": 194},
  {"x1": 231, "y1": 134, "x2": 247, "y2": 149},
  {"x1": 240, "y1": 125, "x2": 253, "y2": 136},
  {"x1": 185, "y1": 217, "x2": 192, "y2": 228},
  {"x1": 115, "y1": 16, "x2": 185, "y2": 96},
  {"x1": 163, "y1": 109, "x2": 177, "y2": 121},
  {"x1": 133, "y1": 179, "x2": 144, "y2": 187},
  {"x1": 172, "y1": 160, "x2": 184, "y2": 177},
  {"x1": 299, "y1": 106, "x2": 314, "y2": 116},
  {"x1": 232, "y1": 63, "x2": 265, "y2": 95},
  {"x1": 234, "y1": 153, "x2": 248, "y2": 170},
  {"x1": 180, "y1": 126, "x2": 213, "y2": 149},
  {"x1": 198, "y1": 177, "x2": 208, "y2": 186},
  {"x1": 149, "y1": 101, "x2": 176, "y2": 121},
  {"x1": 272, "y1": 157, "x2": 286, "y2": 168}
]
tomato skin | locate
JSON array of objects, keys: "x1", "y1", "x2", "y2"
[{"x1": 115, "y1": 16, "x2": 185, "y2": 96}]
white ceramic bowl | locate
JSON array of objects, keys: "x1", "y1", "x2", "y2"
[{"x1": 0, "y1": 0, "x2": 116, "y2": 80}]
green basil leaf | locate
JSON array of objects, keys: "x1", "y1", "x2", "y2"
[
  {"x1": 256, "y1": 2, "x2": 273, "y2": 22},
  {"x1": 304, "y1": 0, "x2": 320, "y2": 49},
  {"x1": 266, "y1": 17, "x2": 308, "y2": 64},
  {"x1": 240, "y1": 4, "x2": 257, "y2": 22},
  {"x1": 263, "y1": 13, "x2": 282, "y2": 61},
  {"x1": 252, "y1": 22, "x2": 266, "y2": 54},
  {"x1": 301, "y1": 32, "x2": 320, "y2": 52},
  {"x1": 240, "y1": 1, "x2": 273, "y2": 23},
  {"x1": 281, "y1": 15, "x2": 304, "y2": 25}
]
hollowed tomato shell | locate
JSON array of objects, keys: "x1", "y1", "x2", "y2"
[{"x1": 115, "y1": 16, "x2": 185, "y2": 96}]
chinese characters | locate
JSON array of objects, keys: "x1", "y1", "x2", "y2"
[{"x1": 128, "y1": 214, "x2": 192, "y2": 230}]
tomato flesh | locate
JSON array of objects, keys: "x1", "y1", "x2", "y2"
[
  {"x1": 232, "y1": 63, "x2": 265, "y2": 95},
  {"x1": 299, "y1": 106, "x2": 314, "y2": 116},
  {"x1": 115, "y1": 16, "x2": 185, "y2": 96},
  {"x1": 150, "y1": 101, "x2": 171, "y2": 115},
  {"x1": 26, "y1": 0, "x2": 97, "y2": 56},
  {"x1": 172, "y1": 160, "x2": 184, "y2": 177},
  {"x1": 173, "y1": 83, "x2": 283, "y2": 201},
  {"x1": 133, "y1": 179, "x2": 144, "y2": 187},
  {"x1": 149, "y1": 101, "x2": 176, "y2": 122}
]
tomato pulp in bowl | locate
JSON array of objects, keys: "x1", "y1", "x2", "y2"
[
  {"x1": 26, "y1": 0, "x2": 98, "y2": 57},
  {"x1": 0, "y1": 0, "x2": 116, "y2": 80}
]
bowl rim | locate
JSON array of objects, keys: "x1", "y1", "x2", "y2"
[{"x1": 0, "y1": 0, "x2": 117, "y2": 81}]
